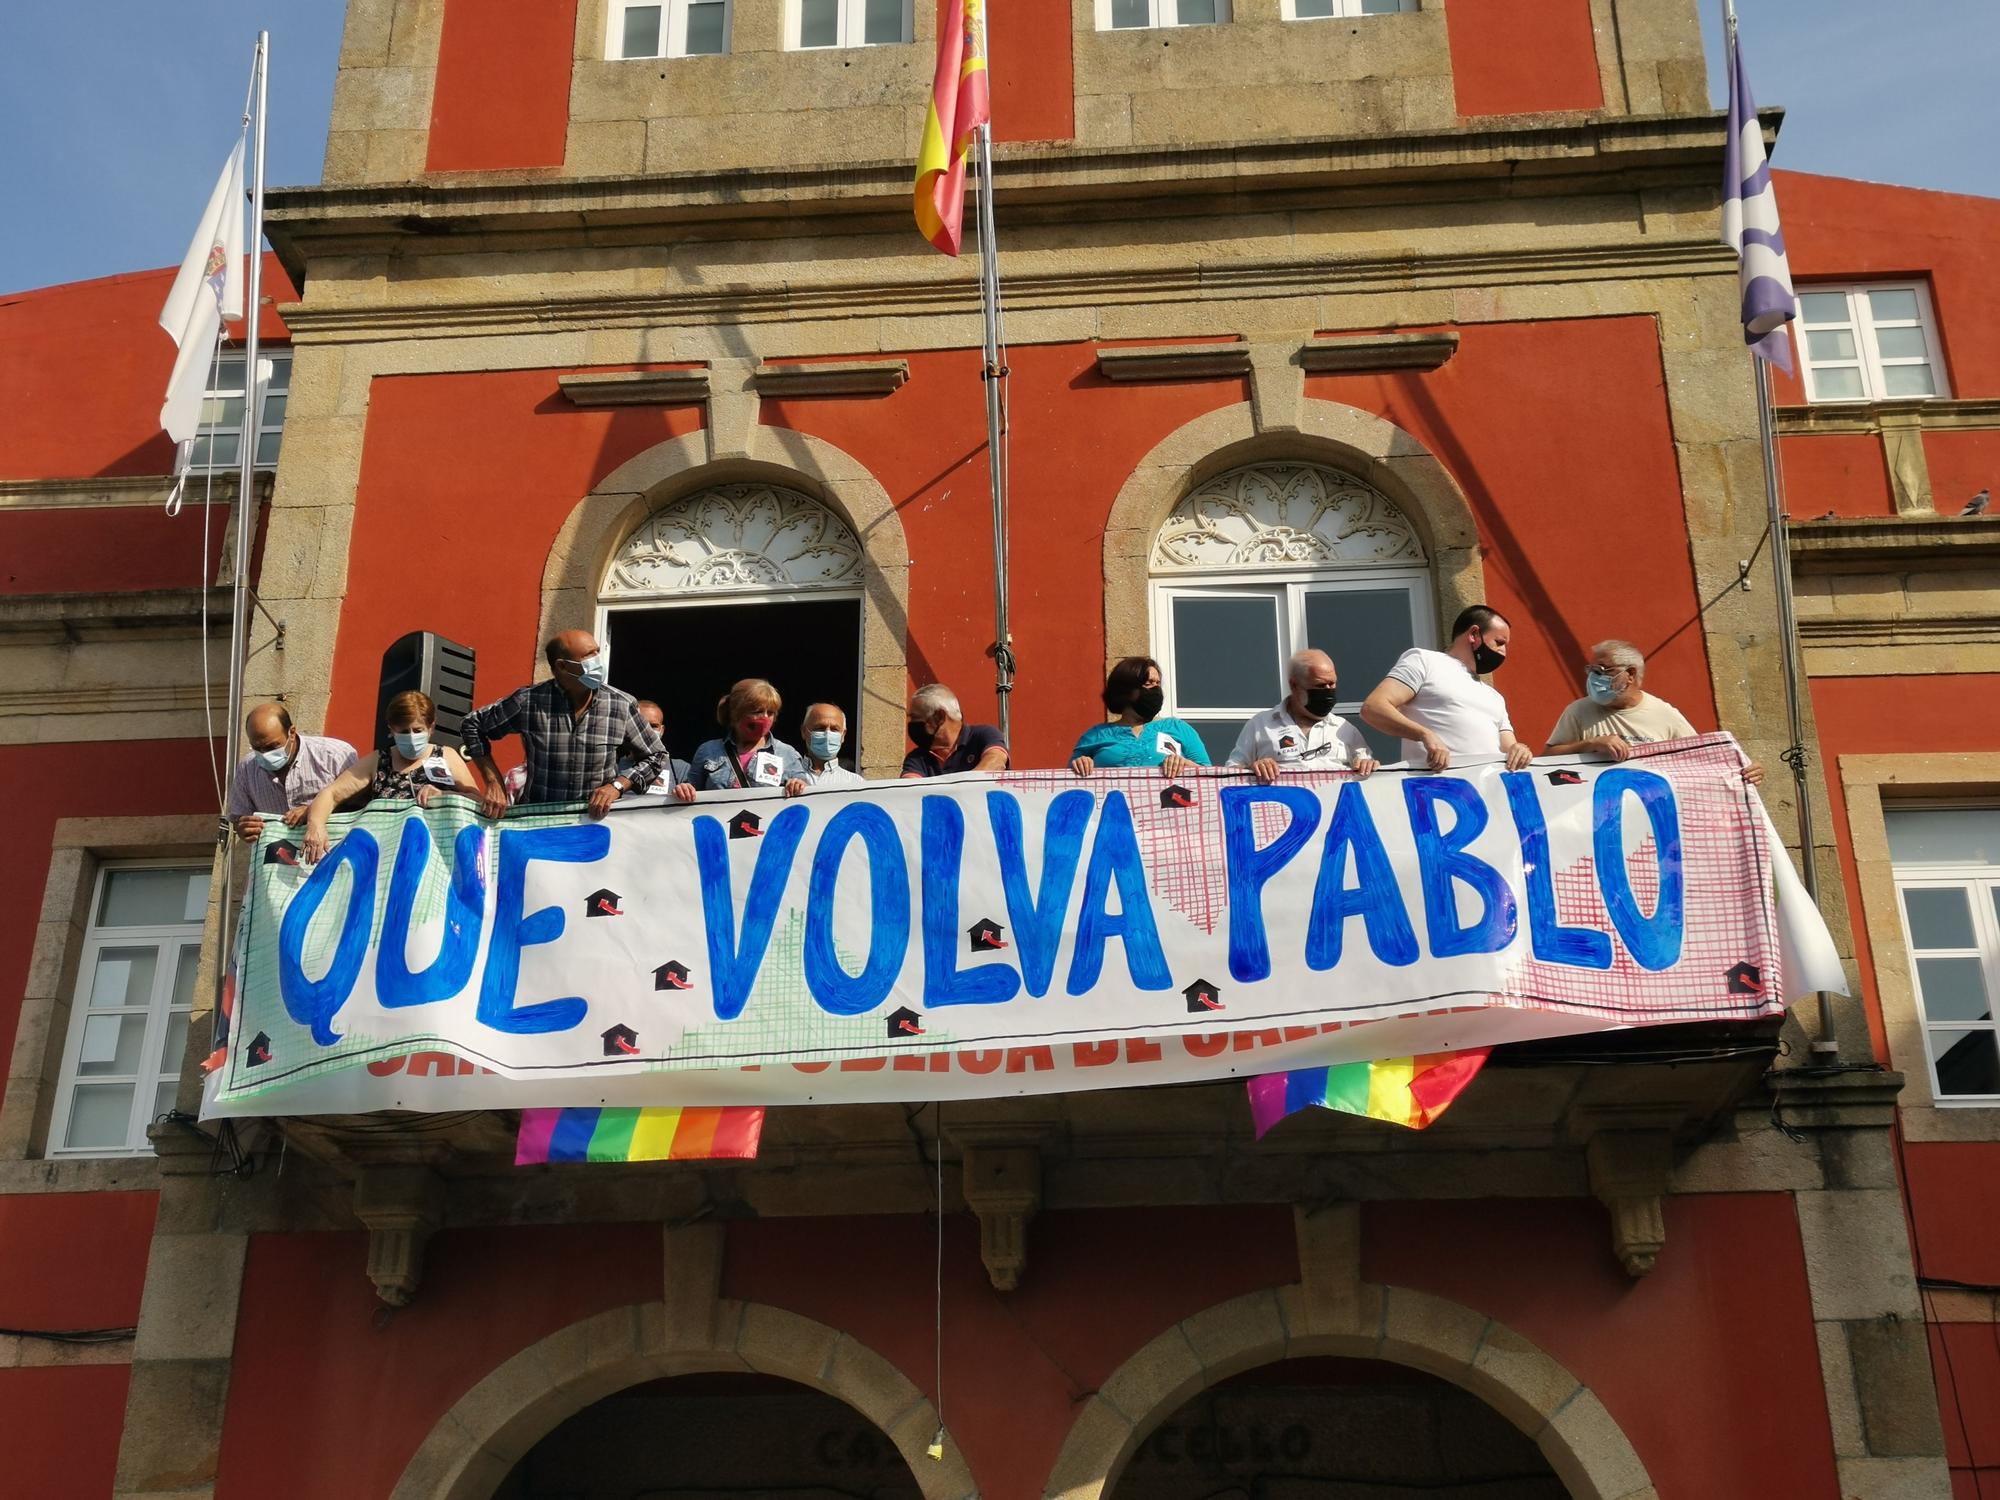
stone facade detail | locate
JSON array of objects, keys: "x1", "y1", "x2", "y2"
[
  {"x1": 1150, "y1": 461, "x2": 1428, "y2": 574},
  {"x1": 602, "y1": 483, "x2": 865, "y2": 599}
]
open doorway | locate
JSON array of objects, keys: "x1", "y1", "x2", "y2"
[{"x1": 605, "y1": 597, "x2": 863, "y2": 763}]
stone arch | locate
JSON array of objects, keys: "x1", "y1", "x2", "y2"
[
  {"x1": 1043, "y1": 1283, "x2": 1651, "y2": 1500},
  {"x1": 1101, "y1": 400, "x2": 1485, "y2": 672},
  {"x1": 391, "y1": 1299, "x2": 977, "y2": 1500},
  {"x1": 538, "y1": 430, "x2": 912, "y2": 775}
]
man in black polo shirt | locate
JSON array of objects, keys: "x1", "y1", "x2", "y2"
[{"x1": 900, "y1": 682, "x2": 1009, "y2": 777}]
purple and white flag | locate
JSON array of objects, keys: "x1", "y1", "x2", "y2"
[{"x1": 1721, "y1": 30, "x2": 1797, "y2": 371}]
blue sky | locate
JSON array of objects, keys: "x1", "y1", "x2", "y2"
[{"x1": 0, "y1": 0, "x2": 1992, "y2": 295}]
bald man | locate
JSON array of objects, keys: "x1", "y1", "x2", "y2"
[
  {"x1": 1226, "y1": 649, "x2": 1378, "y2": 785},
  {"x1": 460, "y1": 629, "x2": 670, "y2": 818},
  {"x1": 226, "y1": 703, "x2": 357, "y2": 841}
]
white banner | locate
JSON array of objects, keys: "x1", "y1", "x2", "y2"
[{"x1": 206, "y1": 735, "x2": 1838, "y2": 1117}]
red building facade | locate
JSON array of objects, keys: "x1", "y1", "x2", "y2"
[{"x1": 1, "y1": 2, "x2": 1994, "y2": 1497}]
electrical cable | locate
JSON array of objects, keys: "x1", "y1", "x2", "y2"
[{"x1": 0, "y1": 1326, "x2": 135, "y2": 1344}]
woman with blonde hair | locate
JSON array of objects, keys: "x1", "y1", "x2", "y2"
[
  {"x1": 302, "y1": 691, "x2": 494, "y2": 862},
  {"x1": 674, "y1": 678, "x2": 810, "y2": 799}
]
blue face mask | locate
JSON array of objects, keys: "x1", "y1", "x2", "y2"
[
  {"x1": 807, "y1": 729, "x2": 844, "y2": 761},
  {"x1": 574, "y1": 654, "x2": 608, "y2": 691},
  {"x1": 1586, "y1": 668, "x2": 1624, "y2": 707},
  {"x1": 255, "y1": 741, "x2": 292, "y2": 772},
  {"x1": 393, "y1": 729, "x2": 431, "y2": 759}
]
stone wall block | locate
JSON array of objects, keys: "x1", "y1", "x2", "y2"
[
  {"x1": 822, "y1": 1332, "x2": 926, "y2": 1432},
  {"x1": 567, "y1": 118, "x2": 647, "y2": 177},
  {"x1": 1043, "y1": 1394, "x2": 1132, "y2": 1500},
  {"x1": 1796, "y1": 1189, "x2": 1924, "y2": 1320},
  {"x1": 1846, "y1": 1318, "x2": 1947, "y2": 1458},
  {"x1": 113, "y1": 1358, "x2": 231, "y2": 1495},
  {"x1": 884, "y1": 1401, "x2": 979, "y2": 1500},
  {"x1": 1096, "y1": 1324, "x2": 1204, "y2": 1426},
  {"x1": 132, "y1": 1233, "x2": 248, "y2": 1363},
  {"x1": 1469, "y1": 1323, "x2": 1582, "y2": 1435},
  {"x1": 1381, "y1": 1286, "x2": 1488, "y2": 1380},
  {"x1": 1179, "y1": 1289, "x2": 1288, "y2": 1381},
  {"x1": 735, "y1": 1301, "x2": 841, "y2": 1384},
  {"x1": 1831, "y1": 1455, "x2": 1956, "y2": 1499},
  {"x1": 1542, "y1": 1387, "x2": 1652, "y2": 1500}
]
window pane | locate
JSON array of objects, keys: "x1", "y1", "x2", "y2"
[
  {"x1": 1799, "y1": 291, "x2": 1851, "y2": 326},
  {"x1": 207, "y1": 432, "x2": 242, "y2": 466},
  {"x1": 1177, "y1": 0, "x2": 1218, "y2": 22},
  {"x1": 1111, "y1": 0, "x2": 1149, "y2": 25},
  {"x1": 78, "y1": 1013, "x2": 149, "y2": 1076},
  {"x1": 1882, "y1": 365, "x2": 1937, "y2": 398},
  {"x1": 1294, "y1": 0, "x2": 1335, "y2": 13},
  {"x1": 799, "y1": 0, "x2": 838, "y2": 45},
  {"x1": 172, "y1": 945, "x2": 202, "y2": 1008},
  {"x1": 1172, "y1": 596, "x2": 1281, "y2": 709},
  {"x1": 64, "y1": 1083, "x2": 136, "y2": 1150},
  {"x1": 260, "y1": 392, "x2": 289, "y2": 428},
  {"x1": 1359, "y1": 0, "x2": 1406, "y2": 11},
  {"x1": 1869, "y1": 288, "x2": 1920, "y2": 323},
  {"x1": 159, "y1": 1012, "x2": 191, "y2": 1074},
  {"x1": 1903, "y1": 887, "x2": 1976, "y2": 949},
  {"x1": 1887, "y1": 809, "x2": 2000, "y2": 866},
  {"x1": 256, "y1": 429, "x2": 283, "y2": 465},
  {"x1": 154, "y1": 1080, "x2": 178, "y2": 1124},
  {"x1": 1184, "y1": 718, "x2": 1251, "y2": 765},
  {"x1": 101, "y1": 868, "x2": 208, "y2": 927},
  {"x1": 268, "y1": 354, "x2": 293, "y2": 390},
  {"x1": 863, "y1": 0, "x2": 904, "y2": 42},
  {"x1": 1811, "y1": 366, "x2": 1865, "y2": 401},
  {"x1": 88, "y1": 947, "x2": 160, "y2": 1009},
  {"x1": 685, "y1": 0, "x2": 727, "y2": 53},
  {"x1": 1932, "y1": 1029, "x2": 2000, "y2": 1098},
  {"x1": 1874, "y1": 327, "x2": 1929, "y2": 361},
  {"x1": 1303, "y1": 588, "x2": 1414, "y2": 705},
  {"x1": 622, "y1": 3, "x2": 664, "y2": 55},
  {"x1": 1807, "y1": 328, "x2": 1857, "y2": 362},
  {"x1": 1916, "y1": 956, "x2": 1992, "y2": 1023}
]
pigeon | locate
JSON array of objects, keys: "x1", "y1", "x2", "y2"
[{"x1": 1965, "y1": 489, "x2": 1990, "y2": 516}]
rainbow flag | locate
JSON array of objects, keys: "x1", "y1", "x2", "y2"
[
  {"x1": 515, "y1": 1106, "x2": 765, "y2": 1165},
  {"x1": 1247, "y1": 1049, "x2": 1490, "y2": 1137}
]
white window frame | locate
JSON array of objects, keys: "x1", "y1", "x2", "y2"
[
  {"x1": 1891, "y1": 816, "x2": 2000, "y2": 1106},
  {"x1": 1282, "y1": 0, "x2": 1414, "y2": 20},
  {"x1": 1150, "y1": 567, "x2": 1433, "y2": 762},
  {"x1": 47, "y1": 862, "x2": 208, "y2": 1158},
  {"x1": 1796, "y1": 281, "x2": 1949, "y2": 404},
  {"x1": 606, "y1": 0, "x2": 732, "y2": 59},
  {"x1": 190, "y1": 349, "x2": 291, "y2": 472},
  {"x1": 785, "y1": 0, "x2": 913, "y2": 49},
  {"x1": 1095, "y1": 0, "x2": 1232, "y2": 31}
]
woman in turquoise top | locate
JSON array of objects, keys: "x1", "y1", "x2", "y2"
[{"x1": 1069, "y1": 656, "x2": 1212, "y2": 779}]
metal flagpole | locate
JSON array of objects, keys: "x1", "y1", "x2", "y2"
[
  {"x1": 1728, "y1": 0, "x2": 1834, "y2": 1051},
  {"x1": 973, "y1": 97, "x2": 1014, "y2": 738},
  {"x1": 212, "y1": 32, "x2": 269, "y2": 1033}
]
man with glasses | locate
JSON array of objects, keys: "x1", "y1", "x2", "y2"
[
  {"x1": 1545, "y1": 639, "x2": 1765, "y2": 784},
  {"x1": 1226, "y1": 649, "x2": 1378, "y2": 785},
  {"x1": 461, "y1": 629, "x2": 671, "y2": 818}
]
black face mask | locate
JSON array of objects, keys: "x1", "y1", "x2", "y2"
[
  {"x1": 1301, "y1": 687, "x2": 1340, "y2": 718},
  {"x1": 908, "y1": 718, "x2": 932, "y2": 747},
  {"x1": 1471, "y1": 633, "x2": 1507, "y2": 675},
  {"x1": 1131, "y1": 685, "x2": 1166, "y2": 723}
]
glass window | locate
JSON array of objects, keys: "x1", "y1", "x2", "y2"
[
  {"x1": 189, "y1": 351, "x2": 291, "y2": 471},
  {"x1": 1098, "y1": 0, "x2": 1232, "y2": 30},
  {"x1": 1798, "y1": 283, "x2": 1948, "y2": 404},
  {"x1": 1891, "y1": 808, "x2": 2000, "y2": 1104},
  {"x1": 792, "y1": 0, "x2": 911, "y2": 48},
  {"x1": 1282, "y1": 0, "x2": 1412, "y2": 17},
  {"x1": 610, "y1": 0, "x2": 731, "y2": 57},
  {"x1": 51, "y1": 866, "x2": 208, "y2": 1156}
]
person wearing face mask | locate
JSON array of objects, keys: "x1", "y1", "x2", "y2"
[
  {"x1": 900, "y1": 683, "x2": 1009, "y2": 778},
  {"x1": 1223, "y1": 649, "x2": 1376, "y2": 785},
  {"x1": 1362, "y1": 605, "x2": 1535, "y2": 772},
  {"x1": 300, "y1": 692, "x2": 493, "y2": 863},
  {"x1": 800, "y1": 702, "x2": 866, "y2": 789},
  {"x1": 1071, "y1": 655, "x2": 1213, "y2": 780},
  {"x1": 674, "y1": 679, "x2": 811, "y2": 799},
  {"x1": 225, "y1": 702, "x2": 358, "y2": 842},
  {"x1": 616, "y1": 699, "x2": 693, "y2": 798},
  {"x1": 1546, "y1": 640, "x2": 1765, "y2": 784},
  {"x1": 460, "y1": 628, "x2": 670, "y2": 819}
]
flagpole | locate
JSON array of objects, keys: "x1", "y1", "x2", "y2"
[
  {"x1": 1727, "y1": 0, "x2": 1834, "y2": 1052},
  {"x1": 973, "y1": 105, "x2": 1014, "y2": 739}
]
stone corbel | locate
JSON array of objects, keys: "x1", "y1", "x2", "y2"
[
  {"x1": 1583, "y1": 1130, "x2": 1674, "y2": 1278},
  {"x1": 353, "y1": 1163, "x2": 445, "y2": 1307},
  {"x1": 949, "y1": 1125, "x2": 1047, "y2": 1292}
]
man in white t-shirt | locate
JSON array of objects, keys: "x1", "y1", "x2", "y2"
[
  {"x1": 1361, "y1": 604, "x2": 1534, "y2": 771},
  {"x1": 1227, "y1": 649, "x2": 1379, "y2": 784},
  {"x1": 1546, "y1": 639, "x2": 1764, "y2": 783}
]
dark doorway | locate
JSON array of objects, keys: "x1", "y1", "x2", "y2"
[
  {"x1": 1111, "y1": 1357, "x2": 1569, "y2": 1500},
  {"x1": 606, "y1": 597, "x2": 862, "y2": 763},
  {"x1": 493, "y1": 1371, "x2": 923, "y2": 1500}
]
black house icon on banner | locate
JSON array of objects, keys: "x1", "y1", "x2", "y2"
[
  {"x1": 1726, "y1": 962, "x2": 1764, "y2": 996},
  {"x1": 245, "y1": 1031, "x2": 272, "y2": 1066},
  {"x1": 1546, "y1": 769, "x2": 1585, "y2": 787},
  {"x1": 1183, "y1": 979, "x2": 1223, "y2": 1013},
  {"x1": 585, "y1": 888, "x2": 623, "y2": 918},
  {"x1": 729, "y1": 809, "x2": 763, "y2": 839},
  {"x1": 601, "y1": 1023, "x2": 641, "y2": 1056},
  {"x1": 887, "y1": 1006, "x2": 925, "y2": 1039},
  {"x1": 654, "y1": 961, "x2": 692, "y2": 991},
  {"x1": 967, "y1": 918, "x2": 1007, "y2": 952},
  {"x1": 263, "y1": 842, "x2": 300, "y2": 867},
  {"x1": 1160, "y1": 784, "x2": 1195, "y2": 809}
]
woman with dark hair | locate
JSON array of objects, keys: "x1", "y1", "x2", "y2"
[
  {"x1": 1069, "y1": 656, "x2": 1211, "y2": 779},
  {"x1": 674, "y1": 678, "x2": 811, "y2": 799},
  {"x1": 301, "y1": 691, "x2": 493, "y2": 862}
]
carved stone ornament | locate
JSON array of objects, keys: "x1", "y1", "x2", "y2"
[
  {"x1": 603, "y1": 483, "x2": 864, "y2": 598},
  {"x1": 1150, "y1": 462, "x2": 1427, "y2": 573}
]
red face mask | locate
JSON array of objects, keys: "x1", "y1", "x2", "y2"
[{"x1": 740, "y1": 715, "x2": 775, "y2": 741}]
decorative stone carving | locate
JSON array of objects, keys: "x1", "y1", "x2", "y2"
[
  {"x1": 602, "y1": 483, "x2": 863, "y2": 597},
  {"x1": 1584, "y1": 1131, "x2": 1673, "y2": 1278},
  {"x1": 1150, "y1": 462, "x2": 1427, "y2": 573},
  {"x1": 354, "y1": 1164, "x2": 444, "y2": 1307},
  {"x1": 951, "y1": 1126, "x2": 1047, "y2": 1292}
]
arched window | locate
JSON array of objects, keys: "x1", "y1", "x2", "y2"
[
  {"x1": 598, "y1": 482, "x2": 864, "y2": 758},
  {"x1": 1150, "y1": 460, "x2": 1432, "y2": 761}
]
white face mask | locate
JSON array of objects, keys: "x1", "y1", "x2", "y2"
[
  {"x1": 255, "y1": 742, "x2": 292, "y2": 772},
  {"x1": 393, "y1": 729, "x2": 431, "y2": 759},
  {"x1": 574, "y1": 654, "x2": 608, "y2": 691}
]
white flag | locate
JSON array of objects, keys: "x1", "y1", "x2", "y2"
[{"x1": 159, "y1": 137, "x2": 247, "y2": 444}]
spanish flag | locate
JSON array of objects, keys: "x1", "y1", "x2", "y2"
[{"x1": 914, "y1": 0, "x2": 991, "y2": 255}]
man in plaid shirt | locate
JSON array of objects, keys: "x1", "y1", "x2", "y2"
[{"x1": 461, "y1": 629, "x2": 672, "y2": 817}]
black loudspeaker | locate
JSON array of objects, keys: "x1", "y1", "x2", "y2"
[{"x1": 376, "y1": 631, "x2": 477, "y2": 751}]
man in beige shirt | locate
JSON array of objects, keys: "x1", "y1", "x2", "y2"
[{"x1": 1546, "y1": 640, "x2": 1763, "y2": 783}]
